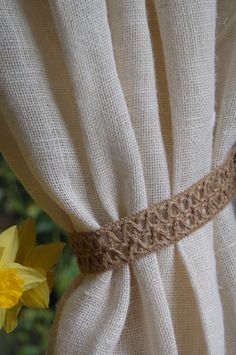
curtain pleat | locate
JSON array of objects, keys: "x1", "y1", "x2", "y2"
[{"x1": 0, "y1": 0, "x2": 236, "y2": 354}]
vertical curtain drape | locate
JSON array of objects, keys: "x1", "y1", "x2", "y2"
[{"x1": 0, "y1": 0, "x2": 236, "y2": 354}]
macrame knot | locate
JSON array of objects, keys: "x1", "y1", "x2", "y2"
[{"x1": 69, "y1": 148, "x2": 236, "y2": 274}]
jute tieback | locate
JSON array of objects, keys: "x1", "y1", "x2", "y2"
[{"x1": 69, "y1": 148, "x2": 236, "y2": 274}]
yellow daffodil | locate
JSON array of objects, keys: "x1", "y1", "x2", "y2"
[
  {"x1": 16, "y1": 219, "x2": 65, "y2": 308},
  {"x1": 0, "y1": 226, "x2": 45, "y2": 333},
  {"x1": 0, "y1": 219, "x2": 65, "y2": 333}
]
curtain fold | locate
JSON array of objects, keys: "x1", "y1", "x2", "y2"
[{"x1": 0, "y1": 0, "x2": 236, "y2": 354}]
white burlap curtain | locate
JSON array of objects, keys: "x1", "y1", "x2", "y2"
[{"x1": 1, "y1": 0, "x2": 236, "y2": 354}]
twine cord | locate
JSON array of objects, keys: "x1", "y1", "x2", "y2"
[{"x1": 69, "y1": 148, "x2": 236, "y2": 273}]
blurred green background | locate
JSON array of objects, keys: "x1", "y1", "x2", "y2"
[{"x1": 0, "y1": 154, "x2": 79, "y2": 355}]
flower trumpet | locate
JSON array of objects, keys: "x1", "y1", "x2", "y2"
[{"x1": 0, "y1": 219, "x2": 65, "y2": 333}]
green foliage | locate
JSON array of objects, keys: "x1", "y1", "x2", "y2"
[
  {"x1": 4, "y1": 309, "x2": 54, "y2": 355},
  {"x1": 0, "y1": 155, "x2": 79, "y2": 355}
]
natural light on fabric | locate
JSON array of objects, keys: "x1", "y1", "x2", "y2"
[{"x1": 0, "y1": 0, "x2": 236, "y2": 354}]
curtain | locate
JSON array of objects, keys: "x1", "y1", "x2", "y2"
[{"x1": 0, "y1": 0, "x2": 236, "y2": 354}]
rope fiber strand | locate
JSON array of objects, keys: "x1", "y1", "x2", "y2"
[{"x1": 69, "y1": 148, "x2": 236, "y2": 273}]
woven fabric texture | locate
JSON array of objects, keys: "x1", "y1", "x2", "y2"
[
  {"x1": 0, "y1": 0, "x2": 236, "y2": 354},
  {"x1": 70, "y1": 149, "x2": 236, "y2": 273}
]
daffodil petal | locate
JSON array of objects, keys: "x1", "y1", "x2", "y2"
[
  {"x1": 0, "y1": 226, "x2": 18, "y2": 266},
  {"x1": 0, "y1": 308, "x2": 6, "y2": 328},
  {"x1": 21, "y1": 281, "x2": 50, "y2": 309},
  {"x1": 16, "y1": 218, "x2": 36, "y2": 263},
  {"x1": 5, "y1": 263, "x2": 46, "y2": 291},
  {"x1": 3, "y1": 303, "x2": 22, "y2": 333},
  {"x1": 24, "y1": 242, "x2": 65, "y2": 271},
  {"x1": 0, "y1": 247, "x2": 4, "y2": 260},
  {"x1": 46, "y1": 271, "x2": 54, "y2": 292}
]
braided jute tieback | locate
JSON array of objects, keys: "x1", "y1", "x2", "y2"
[{"x1": 69, "y1": 148, "x2": 236, "y2": 274}]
